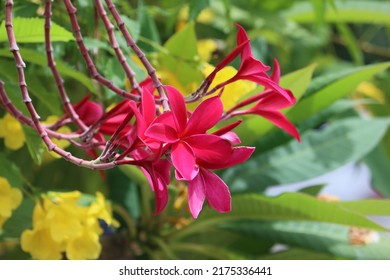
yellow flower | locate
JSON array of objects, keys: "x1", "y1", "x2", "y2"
[
  {"x1": 21, "y1": 226, "x2": 65, "y2": 260},
  {"x1": 66, "y1": 227, "x2": 101, "y2": 260},
  {"x1": 0, "y1": 177, "x2": 23, "y2": 230},
  {"x1": 0, "y1": 114, "x2": 25, "y2": 150},
  {"x1": 88, "y1": 192, "x2": 120, "y2": 228},
  {"x1": 197, "y1": 39, "x2": 218, "y2": 62},
  {"x1": 20, "y1": 191, "x2": 119, "y2": 260},
  {"x1": 176, "y1": 6, "x2": 214, "y2": 32}
]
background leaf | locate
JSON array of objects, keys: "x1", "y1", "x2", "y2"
[
  {"x1": 236, "y1": 64, "x2": 316, "y2": 143},
  {"x1": 288, "y1": 62, "x2": 390, "y2": 123},
  {"x1": 0, "y1": 18, "x2": 74, "y2": 43},
  {"x1": 225, "y1": 220, "x2": 390, "y2": 260},
  {"x1": 22, "y1": 125, "x2": 45, "y2": 165},
  {"x1": 223, "y1": 117, "x2": 390, "y2": 193},
  {"x1": 169, "y1": 192, "x2": 388, "y2": 240}
]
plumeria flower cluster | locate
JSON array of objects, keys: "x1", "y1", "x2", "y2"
[
  {"x1": 63, "y1": 25, "x2": 299, "y2": 218},
  {"x1": 21, "y1": 191, "x2": 119, "y2": 260},
  {"x1": 0, "y1": 0, "x2": 299, "y2": 220}
]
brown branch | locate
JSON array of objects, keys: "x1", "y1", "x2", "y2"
[
  {"x1": 3, "y1": 0, "x2": 136, "y2": 170},
  {"x1": 95, "y1": 0, "x2": 141, "y2": 95},
  {"x1": 62, "y1": 0, "x2": 141, "y2": 101},
  {"x1": 44, "y1": 0, "x2": 88, "y2": 131},
  {"x1": 103, "y1": 0, "x2": 171, "y2": 112}
]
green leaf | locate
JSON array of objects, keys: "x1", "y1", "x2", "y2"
[
  {"x1": 164, "y1": 21, "x2": 198, "y2": 61},
  {"x1": 259, "y1": 247, "x2": 336, "y2": 260},
  {"x1": 0, "y1": 154, "x2": 23, "y2": 188},
  {"x1": 108, "y1": 168, "x2": 141, "y2": 220},
  {"x1": 335, "y1": 23, "x2": 363, "y2": 65},
  {"x1": 22, "y1": 125, "x2": 46, "y2": 165},
  {"x1": 288, "y1": 62, "x2": 390, "y2": 123},
  {"x1": 138, "y1": 6, "x2": 161, "y2": 52},
  {"x1": 237, "y1": 64, "x2": 316, "y2": 143},
  {"x1": 337, "y1": 199, "x2": 390, "y2": 216},
  {"x1": 24, "y1": 76, "x2": 62, "y2": 116},
  {"x1": 364, "y1": 145, "x2": 390, "y2": 198},
  {"x1": 158, "y1": 22, "x2": 203, "y2": 91},
  {"x1": 0, "y1": 48, "x2": 96, "y2": 93},
  {"x1": 226, "y1": 220, "x2": 390, "y2": 259},
  {"x1": 0, "y1": 17, "x2": 74, "y2": 43},
  {"x1": 169, "y1": 192, "x2": 388, "y2": 240},
  {"x1": 223, "y1": 117, "x2": 390, "y2": 193},
  {"x1": 1, "y1": 198, "x2": 34, "y2": 240},
  {"x1": 189, "y1": 0, "x2": 210, "y2": 20},
  {"x1": 298, "y1": 184, "x2": 325, "y2": 196},
  {"x1": 287, "y1": 1, "x2": 390, "y2": 25},
  {"x1": 254, "y1": 99, "x2": 367, "y2": 154}
]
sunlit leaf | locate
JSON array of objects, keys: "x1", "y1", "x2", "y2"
[
  {"x1": 0, "y1": 49, "x2": 95, "y2": 93},
  {"x1": 169, "y1": 192, "x2": 388, "y2": 240},
  {"x1": 22, "y1": 125, "x2": 46, "y2": 166},
  {"x1": 287, "y1": 1, "x2": 390, "y2": 25},
  {"x1": 288, "y1": 62, "x2": 390, "y2": 123},
  {"x1": 0, "y1": 17, "x2": 74, "y2": 43}
]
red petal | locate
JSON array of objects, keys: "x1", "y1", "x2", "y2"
[
  {"x1": 185, "y1": 96, "x2": 223, "y2": 135},
  {"x1": 185, "y1": 134, "x2": 232, "y2": 164},
  {"x1": 145, "y1": 123, "x2": 178, "y2": 143},
  {"x1": 212, "y1": 120, "x2": 242, "y2": 136},
  {"x1": 200, "y1": 146, "x2": 255, "y2": 169},
  {"x1": 248, "y1": 75, "x2": 295, "y2": 104},
  {"x1": 188, "y1": 172, "x2": 206, "y2": 219},
  {"x1": 202, "y1": 169, "x2": 231, "y2": 213},
  {"x1": 271, "y1": 59, "x2": 281, "y2": 83},
  {"x1": 164, "y1": 85, "x2": 187, "y2": 132},
  {"x1": 75, "y1": 100, "x2": 103, "y2": 126},
  {"x1": 255, "y1": 89, "x2": 296, "y2": 110},
  {"x1": 141, "y1": 166, "x2": 168, "y2": 215},
  {"x1": 141, "y1": 88, "x2": 156, "y2": 126},
  {"x1": 255, "y1": 110, "x2": 300, "y2": 141},
  {"x1": 171, "y1": 141, "x2": 198, "y2": 180}
]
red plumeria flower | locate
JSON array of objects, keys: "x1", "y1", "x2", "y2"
[
  {"x1": 203, "y1": 24, "x2": 294, "y2": 105},
  {"x1": 229, "y1": 88, "x2": 300, "y2": 141},
  {"x1": 188, "y1": 145, "x2": 254, "y2": 218},
  {"x1": 146, "y1": 86, "x2": 233, "y2": 181}
]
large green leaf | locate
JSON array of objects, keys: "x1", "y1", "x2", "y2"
[
  {"x1": 22, "y1": 125, "x2": 46, "y2": 166},
  {"x1": 164, "y1": 21, "x2": 198, "y2": 61},
  {"x1": 286, "y1": 1, "x2": 390, "y2": 25},
  {"x1": 253, "y1": 98, "x2": 365, "y2": 154},
  {"x1": 0, "y1": 18, "x2": 74, "y2": 43},
  {"x1": 364, "y1": 145, "x2": 390, "y2": 198},
  {"x1": 225, "y1": 220, "x2": 390, "y2": 260},
  {"x1": 223, "y1": 117, "x2": 390, "y2": 192},
  {"x1": 0, "y1": 154, "x2": 23, "y2": 188},
  {"x1": 0, "y1": 198, "x2": 34, "y2": 240},
  {"x1": 0, "y1": 49, "x2": 95, "y2": 93},
  {"x1": 158, "y1": 22, "x2": 203, "y2": 91},
  {"x1": 236, "y1": 64, "x2": 316, "y2": 143},
  {"x1": 168, "y1": 193, "x2": 388, "y2": 240},
  {"x1": 0, "y1": 59, "x2": 62, "y2": 115},
  {"x1": 288, "y1": 63, "x2": 390, "y2": 123}
]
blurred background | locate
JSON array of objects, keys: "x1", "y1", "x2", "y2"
[{"x1": 1, "y1": 0, "x2": 390, "y2": 260}]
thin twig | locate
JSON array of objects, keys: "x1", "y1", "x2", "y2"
[
  {"x1": 62, "y1": 0, "x2": 141, "y2": 101},
  {"x1": 103, "y1": 0, "x2": 171, "y2": 112},
  {"x1": 95, "y1": 0, "x2": 141, "y2": 95}
]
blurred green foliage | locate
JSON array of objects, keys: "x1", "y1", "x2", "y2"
[{"x1": 1, "y1": 0, "x2": 390, "y2": 260}]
